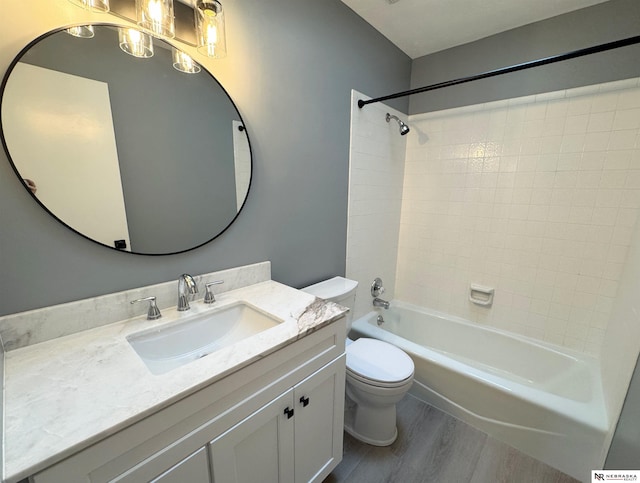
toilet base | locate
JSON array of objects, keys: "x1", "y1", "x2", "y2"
[
  {"x1": 344, "y1": 420, "x2": 398, "y2": 446},
  {"x1": 343, "y1": 394, "x2": 399, "y2": 446}
]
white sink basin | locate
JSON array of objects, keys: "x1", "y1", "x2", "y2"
[{"x1": 127, "y1": 302, "x2": 283, "y2": 375}]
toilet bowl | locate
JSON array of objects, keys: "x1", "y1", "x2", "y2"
[{"x1": 302, "y1": 277, "x2": 415, "y2": 446}]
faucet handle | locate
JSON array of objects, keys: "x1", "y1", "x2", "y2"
[
  {"x1": 131, "y1": 296, "x2": 162, "y2": 320},
  {"x1": 371, "y1": 277, "x2": 385, "y2": 297},
  {"x1": 204, "y1": 280, "x2": 224, "y2": 304}
]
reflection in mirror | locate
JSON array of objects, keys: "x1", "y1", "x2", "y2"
[{"x1": 0, "y1": 25, "x2": 251, "y2": 255}]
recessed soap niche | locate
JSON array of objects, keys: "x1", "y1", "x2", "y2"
[{"x1": 469, "y1": 284, "x2": 495, "y2": 307}]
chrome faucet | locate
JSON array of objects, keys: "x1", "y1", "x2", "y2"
[
  {"x1": 373, "y1": 297, "x2": 390, "y2": 309},
  {"x1": 371, "y1": 277, "x2": 390, "y2": 309},
  {"x1": 177, "y1": 273, "x2": 198, "y2": 311}
]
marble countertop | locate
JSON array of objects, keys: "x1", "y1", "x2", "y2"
[{"x1": 3, "y1": 280, "x2": 347, "y2": 482}]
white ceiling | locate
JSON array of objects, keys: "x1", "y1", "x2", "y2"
[{"x1": 340, "y1": 0, "x2": 611, "y2": 59}]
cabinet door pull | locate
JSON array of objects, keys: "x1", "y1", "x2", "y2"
[
  {"x1": 299, "y1": 396, "x2": 310, "y2": 407},
  {"x1": 284, "y1": 407, "x2": 294, "y2": 419}
]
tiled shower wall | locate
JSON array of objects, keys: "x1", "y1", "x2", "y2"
[
  {"x1": 396, "y1": 78, "x2": 640, "y2": 354},
  {"x1": 346, "y1": 90, "x2": 407, "y2": 319}
]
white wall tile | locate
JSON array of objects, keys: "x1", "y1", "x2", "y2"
[
  {"x1": 348, "y1": 80, "x2": 640, "y2": 358},
  {"x1": 609, "y1": 130, "x2": 638, "y2": 150},
  {"x1": 585, "y1": 132, "x2": 612, "y2": 152},
  {"x1": 347, "y1": 90, "x2": 406, "y2": 320},
  {"x1": 396, "y1": 79, "x2": 640, "y2": 354},
  {"x1": 617, "y1": 89, "x2": 640, "y2": 109},
  {"x1": 565, "y1": 114, "x2": 589, "y2": 134},
  {"x1": 588, "y1": 111, "x2": 616, "y2": 132}
]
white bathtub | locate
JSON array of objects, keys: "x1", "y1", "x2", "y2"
[{"x1": 350, "y1": 301, "x2": 609, "y2": 481}]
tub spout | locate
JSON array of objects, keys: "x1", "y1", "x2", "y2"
[{"x1": 373, "y1": 297, "x2": 390, "y2": 309}]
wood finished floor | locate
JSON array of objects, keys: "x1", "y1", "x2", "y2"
[{"x1": 324, "y1": 394, "x2": 579, "y2": 483}]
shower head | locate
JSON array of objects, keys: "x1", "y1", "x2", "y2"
[{"x1": 386, "y1": 113, "x2": 410, "y2": 136}]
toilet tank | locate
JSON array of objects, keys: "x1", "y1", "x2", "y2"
[{"x1": 301, "y1": 277, "x2": 358, "y2": 329}]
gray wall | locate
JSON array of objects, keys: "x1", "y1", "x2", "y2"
[
  {"x1": 409, "y1": 0, "x2": 640, "y2": 115},
  {"x1": 0, "y1": 0, "x2": 410, "y2": 315}
]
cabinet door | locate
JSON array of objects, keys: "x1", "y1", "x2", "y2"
[
  {"x1": 151, "y1": 447, "x2": 210, "y2": 483},
  {"x1": 294, "y1": 354, "x2": 346, "y2": 483},
  {"x1": 209, "y1": 390, "x2": 295, "y2": 483}
]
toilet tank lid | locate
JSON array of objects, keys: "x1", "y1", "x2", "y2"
[{"x1": 301, "y1": 276, "x2": 358, "y2": 300}]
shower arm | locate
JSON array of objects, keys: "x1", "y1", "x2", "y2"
[{"x1": 358, "y1": 34, "x2": 640, "y2": 109}]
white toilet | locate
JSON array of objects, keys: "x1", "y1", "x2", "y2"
[{"x1": 302, "y1": 276, "x2": 414, "y2": 446}]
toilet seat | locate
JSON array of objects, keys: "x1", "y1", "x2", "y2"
[
  {"x1": 346, "y1": 368, "x2": 413, "y2": 389},
  {"x1": 346, "y1": 338, "x2": 414, "y2": 386}
]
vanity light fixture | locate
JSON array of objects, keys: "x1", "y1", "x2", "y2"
[
  {"x1": 67, "y1": 0, "x2": 110, "y2": 12},
  {"x1": 172, "y1": 48, "x2": 201, "y2": 73},
  {"x1": 67, "y1": 0, "x2": 229, "y2": 60},
  {"x1": 118, "y1": 28, "x2": 154, "y2": 58},
  {"x1": 136, "y1": 0, "x2": 175, "y2": 38},
  {"x1": 195, "y1": 0, "x2": 226, "y2": 58},
  {"x1": 67, "y1": 0, "x2": 227, "y2": 62},
  {"x1": 65, "y1": 25, "x2": 96, "y2": 38}
]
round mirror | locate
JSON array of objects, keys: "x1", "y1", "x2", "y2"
[{"x1": 0, "y1": 24, "x2": 252, "y2": 255}]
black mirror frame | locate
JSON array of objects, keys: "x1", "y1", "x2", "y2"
[{"x1": 0, "y1": 23, "x2": 253, "y2": 256}]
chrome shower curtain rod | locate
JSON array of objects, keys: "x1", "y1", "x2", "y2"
[{"x1": 357, "y1": 35, "x2": 640, "y2": 109}]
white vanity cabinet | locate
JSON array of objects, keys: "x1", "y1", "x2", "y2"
[
  {"x1": 209, "y1": 355, "x2": 345, "y2": 483},
  {"x1": 29, "y1": 319, "x2": 346, "y2": 483}
]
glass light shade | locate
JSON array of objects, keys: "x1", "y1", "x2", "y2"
[
  {"x1": 66, "y1": 25, "x2": 95, "y2": 38},
  {"x1": 118, "y1": 28, "x2": 154, "y2": 58},
  {"x1": 136, "y1": 0, "x2": 175, "y2": 38},
  {"x1": 195, "y1": 0, "x2": 226, "y2": 58},
  {"x1": 172, "y1": 49, "x2": 201, "y2": 74},
  {"x1": 67, "y1": 0, "x2": 109, "y2": 12}
]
